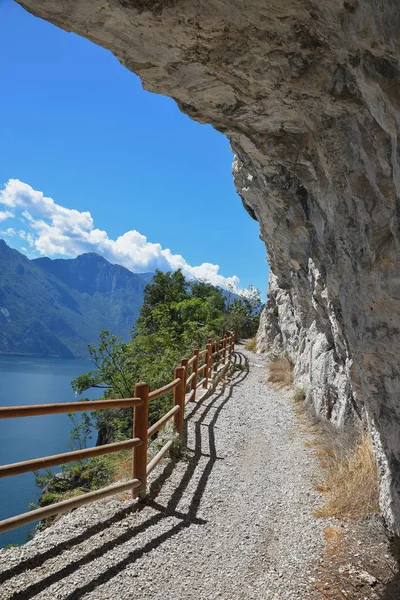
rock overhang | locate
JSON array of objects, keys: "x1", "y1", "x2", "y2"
[{"x1": 15, "y1": 0, "x2": 400, "y2": 534}]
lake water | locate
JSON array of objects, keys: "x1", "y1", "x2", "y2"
[{"x1": 0, "y1": 355, "x2": 97, "y2": 548}]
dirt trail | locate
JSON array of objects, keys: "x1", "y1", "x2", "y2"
[{"x1": 0, "y1": 348, "x2": 327, "y2": 600}]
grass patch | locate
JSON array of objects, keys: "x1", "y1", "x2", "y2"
[
  {"x1": 267, "y1": 355, "x2": 294, "y2": 388},
  {"x1": 292, "y1": 387, "x2": 305, "y2": 403},
  {"x1": 234, "y1": 363, "x2": 247, "y2": 371},
  {"x1": 113, "y1": 451, "x2": 132, "y2": 482},
  {"x1": 313, "y1": 429, "x2": 379, "y2": 520},
  {"x1": 245, "y1": 337, "x2": 257, "y2": 351},
  {"x1": 169, "y1": 438, "x2": 184, "y2": 461}
]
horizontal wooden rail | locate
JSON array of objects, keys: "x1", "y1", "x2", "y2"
[
  {"x1": 0, "y1": 479, "x2": 141, "y2": 535},
  {"x1": 148, "y1": 378, "x2": 180, "y2": 401},
  {"x1": 0, "y1": 438, "x2": 142, "y2": 478},
  {"x1": 147, "y1": 405, "x2": 180, "y2": 438},
  {"x1": 0, "y1": 331, "x2": 235, "y2": 535},
  {"x1": 186, "y1": 371, "x2": 196, "y2": 387},
  {"x1": 197, "y1": 377, "x2": 207, "y2": 388},
  {"x1": 185, "y1": 389, "x2": 195, "y2": 405},
  {"x1": 0, "y1": 398, "x2": 143, "y2": 419},
  {"x1": 146, "y1": 438, "x2": 175, "y2": 476}
]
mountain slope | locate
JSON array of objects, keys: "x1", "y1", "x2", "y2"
[{"x1": 0, "y1": 241, "x2": 149, "y2": 357}]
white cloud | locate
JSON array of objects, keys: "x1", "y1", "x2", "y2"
[
  {"x1": 0, "y1": 179, "x2": 242, "y2": 290},
  {"x1": 0, "y1": 227, "x2": 16, "y2": 236},
  {"x1": 0, "y1": 210, "x2": 13, "y2": 222},
  {"x1": 18, "y1": 230, "x2": 35, "y2": 246}
]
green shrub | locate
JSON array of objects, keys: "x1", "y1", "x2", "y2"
[
  {"x1": 293, "y1": 387, "x2": 305, "y2": 403},
  {"x1": 169, "y1": 438, "x2": 184, "y2": 461}
]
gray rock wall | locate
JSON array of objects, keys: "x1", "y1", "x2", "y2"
[{"x1": 16, "y1": 0, "x2": 400, "y2": 534}]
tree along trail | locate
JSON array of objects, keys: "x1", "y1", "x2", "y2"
[{"x1": 0, "y1": 347, "x2": 327, "y2": 600}]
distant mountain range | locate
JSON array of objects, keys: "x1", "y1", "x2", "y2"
[{"x1": 0, "y1": 240, "x2": 152, "y2": 357}]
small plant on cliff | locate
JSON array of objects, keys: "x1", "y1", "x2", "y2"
[
  {"x1": 292, "y1": 387, "x2": 305, "y2": 403},
  {"x1": 67, "y1": 411, "x2": 93, "y2": 451},
  {"x1": 33, "y1": 467, "x2": 54, "y2": 490}
]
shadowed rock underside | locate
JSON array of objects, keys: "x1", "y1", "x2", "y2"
[{"x1": 16, "y1": 0, "x2": 400, "y2": 533}]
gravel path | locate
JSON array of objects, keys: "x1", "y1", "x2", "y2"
[{"x1": 0, "y1": 348, "x2": 327, "y2": 600}]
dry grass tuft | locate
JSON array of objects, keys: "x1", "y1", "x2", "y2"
[
  {"x1": 323, "y1": 525, "x2": 345, "y2": 555},
  {"x1": 113, "y1": 451, "x2": 132, "y2": 482},
  {"x1": 267, "y1": 355, "x2": 294, "y2": 389},
  {"x1": 313, "y1": 431, "x2": 379, "y2": 520},
  {"x1": 245, "y1": 337, "x2": 257, "y2": 351}
]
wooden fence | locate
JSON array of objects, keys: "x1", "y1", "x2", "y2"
[{"x1": 0, "y1": 332, "x2": 235, "y2": 535}]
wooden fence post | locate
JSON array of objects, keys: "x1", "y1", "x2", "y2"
[
  {"x1": 133, "y1": 382, "x2": 149, "y2": 499},
  {"x1": 204, "y1": 342, "x2": 212, "y2": 388},
  {"x1": 174, "y1": 366, "x2": 185, "y2": 440},
  {"x1": 223, "y1": 334, "x2": 228, "y2": 364},
  {"x1": 181, "y1": 358, "x2": 189, "y2": 395},
  {"x1": 208, "y1": 337, "x2": 213, "y2": 378},
  {"x1": 191, "y1": 349, "x2": 199, "y2": 401},
  {"x1": 229, "y1": 332, "x2": 235, "y2": 358},
  {"x1": 214, "y1": 339, "x2": 220, "y2": 372}
]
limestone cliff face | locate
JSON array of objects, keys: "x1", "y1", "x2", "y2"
[{"x1": 17, "y1": 0, "x2": 400, "y2": 533}]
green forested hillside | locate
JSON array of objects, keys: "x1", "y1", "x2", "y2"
[{"x1": 0, "y1": 240, "x2": 148, "y2": 357}]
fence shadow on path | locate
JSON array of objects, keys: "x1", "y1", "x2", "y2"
[
  {"x1": 3, "y1": 352, "x2": 250, "y2": 600},
  {"x1": 381, "y1": 577, "x2": 400, "y2": 600},
  {"x1": 380, "y1": 536, "x2": 400, "y2": 600}
]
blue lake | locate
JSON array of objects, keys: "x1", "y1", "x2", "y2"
[{"x1": 0, "y1": 355, "x2": 97, "y2": 548}]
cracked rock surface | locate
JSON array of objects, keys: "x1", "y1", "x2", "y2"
[
  {"x1": 15, "y1": 0, "x2": 400, "y2": 532},
  {"x1": 0, "y1": 350, "x2": 326, "y2": 599}
]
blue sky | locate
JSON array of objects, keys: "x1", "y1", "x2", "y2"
[{"x1": 0, "y1": 0, "x2": 268, "y2": 294}]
